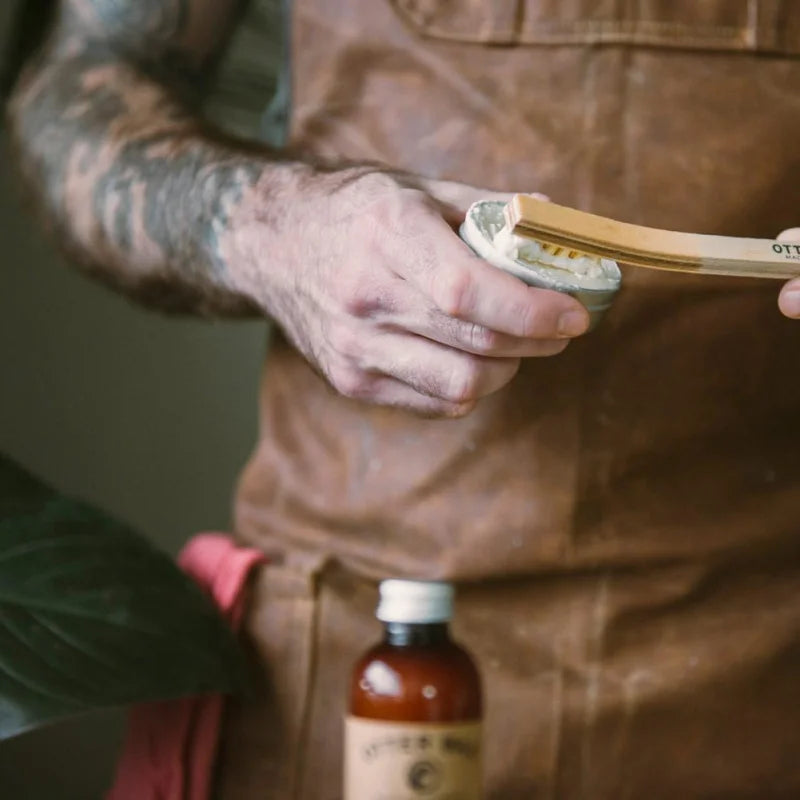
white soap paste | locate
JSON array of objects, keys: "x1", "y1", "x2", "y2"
[{"x1": 463, "y1": 200, "x2": 621, "y2": 292}]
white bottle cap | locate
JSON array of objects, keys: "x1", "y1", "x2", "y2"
[{"x1": 376, "y1": 580, "x2": 454, "y2": 624}]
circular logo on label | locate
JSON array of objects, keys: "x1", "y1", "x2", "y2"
[{"x1": 407, "y1": 760, "x2": 443, "y2": 795}]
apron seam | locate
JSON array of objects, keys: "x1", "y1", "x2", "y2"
[{"x1": 291, "y1": 567, "x2": 324, "y2": 799}]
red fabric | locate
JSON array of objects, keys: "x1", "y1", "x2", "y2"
[{"x1": 107, "y1": 534, "x2": 267, "y2": 800}]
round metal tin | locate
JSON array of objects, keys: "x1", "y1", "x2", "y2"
[{"x1": 460, "y1": 200, "x2": 621, "y2": 330}]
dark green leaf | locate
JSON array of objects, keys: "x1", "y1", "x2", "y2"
[{"x1": 0, "y1": 454, "x2": 247, "y2": 741}]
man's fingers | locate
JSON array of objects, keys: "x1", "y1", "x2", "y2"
[
  {"x1": 393, "y1": 213, "x2": 588, "y2": 338},
  {"x1": 357, "y1": 332, "x2": 520, "y2": 404},
  {"x1": 397, "y1": 307, "x2": 570, "y2": 357},
  {"x1": 777, "y1": 228, "x2": 800, "y2": 242},
  {"x1": 776, "y1": 230, "x2": 800, "y2": 318},
  {"x1": 355, "y1": 374, "x2": 477, "y2": 418},
  {"x1": 319, "y1": 177, "x2": 581, "y2": 414},
  {"x1": 779, "y1": 278, "x2": 800, "y2": 318},
  {"x1": 334, "y1": 264, "x2": 570, "y2": 357}
]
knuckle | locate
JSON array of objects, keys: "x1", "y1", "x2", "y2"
[
  {"x1": 360, "y1": 171, "x2": 400, "y2": 199},
  {"x1": 327, "y1": 323, "x2": 363, "y2": 361},
  {"x1": 514, "y1": 298, "x2": 543, "y2": 338},
  {"x1": 433, "y1": 269, "x2": 475, "y2": 318},
  {"x1": 365, "y1": 185, "x2": 422, "y2": 231},
  {"x1": 332, "y1": 366, "x2": 372, "y2": 400},
  {"x1": 444, "y1": 359, "x2": 483, "y2": 404},
  {"x1": 465, "y1": 322, "x2": 498, "y2": 353},
  {"x1": 399, "y1": 191, "x2": 435, "y2": 223},
  {"x1": 365, "y1": 193, "x2": 395, "y2": 228},
  {"x1": 446, "y1": 400, "x2": 478, "y2": 419},
  {"x1": 410, "y1": 400, "x2": 467, "y2": 420},
  {"x1": 514, "y1": 291, "x2": 566, "y2": 338},
  {"x1": 339, "y1": 279, "x2": 386, "y2": 319}
]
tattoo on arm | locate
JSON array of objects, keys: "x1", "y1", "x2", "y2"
[
  {"x1": 61, "y1": 0, "x2": 214, "y2": 102},
  {"x1": 8, "y1": 0, "x2": 276, "y2": 316},
  {"x1": 80, "y1": 0, "x2": 187, "y2": 41}
]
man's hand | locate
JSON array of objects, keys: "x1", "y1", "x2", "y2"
[
  {"x1": 9, "y1": 0, "x2": 585, "y2": 418},
  {"x1": 778, "y1": 228, "x2": 800, "y2": 319},
  {"x1": 223, "y1": 170, "x2": 589, "y2": 417}
]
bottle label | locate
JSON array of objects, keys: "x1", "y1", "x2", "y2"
[{"x1": 344, "y1": 716, "x2": 482, "y2": 800}]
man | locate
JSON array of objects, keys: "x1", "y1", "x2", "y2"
[{"x1": 9, "y1": 0, "x2": 800, "y2": 797}]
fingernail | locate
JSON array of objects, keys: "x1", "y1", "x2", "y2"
[
  {"x1": 558, "y1": 310, "x2": 589, "y2": 337},
  {"x1": 780, "y1": 290, "x2": 800, "y2": 318}
]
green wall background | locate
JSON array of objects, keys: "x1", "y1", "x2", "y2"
[{"x1": 0, "y1": 3, "x2": 278, "y2": 796}]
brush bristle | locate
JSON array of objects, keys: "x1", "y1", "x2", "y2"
[{"x1": 540, "y1": 242, "x2": 585, "y2": 259}]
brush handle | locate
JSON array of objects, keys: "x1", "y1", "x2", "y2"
[{"x1": 506, "y1": 195, "x2": 800, "y2": 280}]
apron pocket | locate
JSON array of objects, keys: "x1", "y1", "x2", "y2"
[
  {"x1": 214, "y1": 557, "x2": 322, "y2": 800},
  {"x1": 390, "y1": 0, "x2": 800, "y2": 54}
]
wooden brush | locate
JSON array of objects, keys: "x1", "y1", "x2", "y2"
[{"x1": 504, "y1": 195, "x2": 800, "y2": 280}]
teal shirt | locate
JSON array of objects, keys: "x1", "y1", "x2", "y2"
[{"x1": 204, "y1": 0, "x2": 291, "y2": 147}]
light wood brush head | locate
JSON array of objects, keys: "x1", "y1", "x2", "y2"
[{"x1": 505, "y1": 195, "x2": 800, "y2": 280}]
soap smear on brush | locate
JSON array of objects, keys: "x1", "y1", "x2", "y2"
[
  {"x1": 492, "y1": 222, "x2": 610, "y2": 280},
  {"x1": 463, "y1": 200, "x2": 621, "y2": 291}
]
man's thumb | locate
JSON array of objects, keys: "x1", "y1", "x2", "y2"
[
  {"x1": 419, "y1": 178, "x2": 547, "y2": 228},
  {"x1": 776, "y1": 229, "x2": 800, "y2": 318},
  {"x1": 777, "y1": 228, "x2": 800, "y2": 242}
]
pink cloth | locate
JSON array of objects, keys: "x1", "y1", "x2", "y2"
[{"x1": 107, "y1": 533, "x2": 267, "y2": 800}]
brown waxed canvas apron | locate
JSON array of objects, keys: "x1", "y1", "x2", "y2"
[{"x1": 216, "y1": 2, "x2": 800, "y2": 798}]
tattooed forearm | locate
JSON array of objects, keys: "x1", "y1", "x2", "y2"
[
  {"x1": 13, "y1": 49, "x2": 266, "y2": 314},
  {"x1": 68, "y1": 0, "x2": 188, "y2": 46},
  {"x1": 59, "y1": 0, "x2": 235, "y2": 103},
  {"x1": 7, "y1": 0, "x2": 294, "y2": 316}
]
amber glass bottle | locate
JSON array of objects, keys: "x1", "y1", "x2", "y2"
[{"x1": 345, "y1": 580, "x2": 483, "y2": 800}]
